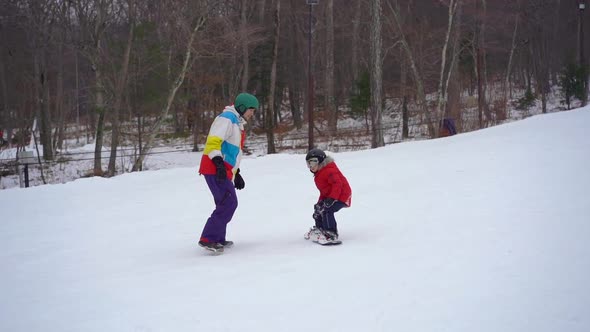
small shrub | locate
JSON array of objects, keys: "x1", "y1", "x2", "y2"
[
  {"x1": 558, "y1": 63, "x2": 588, "y2": 109},
  {"x1": 514, "y1": 88, "x2": 536, "y2": 111},
  {"x1": 349, "y1": 71, "x2": 370, "y2": 119}
]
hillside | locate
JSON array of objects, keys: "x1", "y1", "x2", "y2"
[{"x1": 1, "y1": 107, "x2": 589, "y2": 332}]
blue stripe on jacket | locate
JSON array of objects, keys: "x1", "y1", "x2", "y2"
[
  {"x1": 219, "y1": 111, "x2": 239, "y2": 124},
  {"x1": 222, "y1": 140, "x2": 240, "y2": 167},
  {"x1": 218, "y1": 111, "x2": 241, "y2": 167}
]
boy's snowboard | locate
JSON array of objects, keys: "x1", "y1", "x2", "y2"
[
  {"x1": 317, "y1": 240, "x2": 342, "y2": 246},
  {"x1": 304, "y1": 227, "x2": 342, "y2": 245}
]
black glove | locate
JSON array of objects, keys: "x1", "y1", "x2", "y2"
[
  {"x1": 211, "y1": 156, "x2": 226, "y2": 181},
  {"x1": 323, "y1": 198, "x2": 336, "y2": 209},
  {"x1": 234, "y1": 168, "x2": 245, "y2": 190}
]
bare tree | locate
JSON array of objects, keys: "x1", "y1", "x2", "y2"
[
  {"x1": 266, "y1": 0, "x2": 281, "y2": 154},
  {"x1": 107, "y1": 0, "x2": 135, "y2": 177},
  {"x1": 472, "y1": 0, "x2": 489, "y2": 128},
  {"x1": 26, "y1": 0, "x2": 56, "y2": 161},
  {"x1": 3, "y1": 0, "x2": 588, "y2": 185},
  {"x1": 325, "y1": 0, "x2": 336, "y2": 134},
  {"x1": 286, "y1": 0, "x2": 303, "y2": 130},
  {"x1": 51, "y1": 0, "x2": 71, "y2": 152},
  {"x1": 387, "y1": 1, "x2": 434, "y2": 137},
  {"x1": 351, "y1": 0, "x2": 362, "y2": 85},
  {"x1": 446, "y1": 1, "x2": 463, "y2": 132},
  {"x1": 240, "y1": 0, "x2": 250, "y2": 91},
  {"x1": 400, "y1": 48, "x2": 409, "y2": 139},
  {"x1": 131, "y1": 13, "x2": 207, "y2": 171},
  {"x1": 435, "y1": 0, "x2": 462, "y2": 135},
  {"x1": 503, "y1": 7, "x2": 520, "y2": 118},
  {"x1": 73, "y1": 0, "x2": 111, "y2": 175},
  {"x1": 370, "y1": 0, "x2": 384, "y2": 148}
]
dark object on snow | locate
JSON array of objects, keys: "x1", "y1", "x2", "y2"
[{"x1": 439, "y1": 118, "x2": 457, "y2": 137}]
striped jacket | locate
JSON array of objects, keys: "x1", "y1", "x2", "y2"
[{"x1": 199, "y1": 106, "x2": 246, "y2": 180}]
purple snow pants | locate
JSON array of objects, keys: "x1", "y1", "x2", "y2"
[{"x1": 200, "y1": 174, "x2": 238, "y2": 243}]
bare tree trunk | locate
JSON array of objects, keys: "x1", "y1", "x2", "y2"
[
  {"x1": 258, "y1": 0, "x2": 267, "y2": 23},
  {"x1": 136, "y1": 113, "x2": 143, "y2": 170},
  {"x1": 474, "y1": 0, "x2": 489, "y2": 128},
  {"x1": 400, "y1": 49, "x2": 409, "y2": 139},
  {"x1": 476, "y1": 45, "x2": 484, "y2": 128},
  {"x1": 481, "y1": 0, "x2": 490, "y2": 111},
  {"x1": 31, "y1": 119, "x2": 47, "y2": 185},
  {"x1": 388, "y1": 1, "x2": 434, "y2": 137},
  {"x1": 550, "y1": 0, "x2": 561, "y2": 85},
  {"x1": 88, "y1": 2, "x2": 108, "y2": 176},
  {"x1": 0, "y1": 32, "x2": 7, "y2": 130},
  {"x1": 54, "y1": 1, "x2": 69, "y2": 152},
  {"x1": 107, "y1": 0, "x2": 135, "y2": 177},
  {"x1": 325, "y1": 0, "x2": 336, "y2": 134},
  {"x1": 351, "y1": 0, "x2": 362, "y2": 85},
  {"x1": 370, "y1": 0, "x2": 384, "y2": 148},
  {"x1": 75, "y1": 48, "x2": 81, "y2": 144},
  {"x1": 35, "y1": 47, "x2": 54, "y2": 161},
  {"x1": 254, "y1": 0, "x2": 268, "y2": 112},
  {"x1": 533, "y1": 29, "x2": 549, "y2": 114},
  {"x1": 287, "y1": 0, "x2": 302, "y2": 129},
  {"x1": 266, "y1": 0, "x2": 280, "y2": 154},
  {"x1": 240, "y1": 0, "x2": 250, "y2": 91},
  {"x1": 446, "y1": 1, "x2": 462, "y2": 132},
  {"x1": 94, "y1": 96, "x2": 105, "y2": 175},
  {"x1": 503, "y1": 12, "x2": 519, "y2": 119},
  {"x1": 132, "y1": 16, "x2": 207, "y2": 171},
  {"x1": 435, "y1": 0, "x2": 460, "y2": 136},
  {"x1": 54, "y1": 40, "x2": 65, "y2": 151},
  {"x1": 26, "y1": 0, "x2": 53, "y2": 161}
]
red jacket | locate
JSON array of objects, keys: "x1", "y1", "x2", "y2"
[{"x1": 313, "y1": 159, "x2": 352, "y2": 206}]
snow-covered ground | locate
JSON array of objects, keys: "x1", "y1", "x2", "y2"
[{"x1": 1, "y1": 106, "x2": 589, "y2": 331}]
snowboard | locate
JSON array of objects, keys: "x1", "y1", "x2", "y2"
[
  {"x1": 305, "y1": 229, "x2": 342, "y2": 245},
  {"x1": 199, "y1": 241, "x2": 233, "y2": 255},
  {"x1": 317, "y1": 240, "x2": 342, "y2": 246},
  {"x1": 203, "y1": 248, "x2": 224, "y2": 255}
]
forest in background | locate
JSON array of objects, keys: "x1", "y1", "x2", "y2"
[{"x1": 0, "y1": 0, "x2": 588, "y2": 177}]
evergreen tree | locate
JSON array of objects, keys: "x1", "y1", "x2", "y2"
[{"x1": 559, "y1": 63, "x2": 588, "y2": 110}]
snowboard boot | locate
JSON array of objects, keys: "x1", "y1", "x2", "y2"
[
  {"x1": 304, "y1": 226, "x2": 322, "y2": 241},
  {"x1": 199, "y1": 240, "x2": 224, "y2": 253},
  {"x1": 317, "y1": 230, "x2": 339, "y2": 245},
  {"x1": 221, "y1": 240, "x2": 234, "y2": 248}
]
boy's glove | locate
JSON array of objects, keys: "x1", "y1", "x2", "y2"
[
  {"x1": 322, "y1": 198, "x2": 336, "y2": 208},
  {"x1": 234, "y1": 168, "x2": 245, "y2": 190},
  {"x1": 211, "y1": 156, "x2": 226, "y2": 181}
]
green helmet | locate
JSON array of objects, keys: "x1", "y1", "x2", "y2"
[{"x1": 234, "y1": 93, "x2": 259, "y2": 115}]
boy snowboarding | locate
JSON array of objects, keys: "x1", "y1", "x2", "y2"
[{"x1": 303, "y1": 149, "x2": 352, "y2": 245}]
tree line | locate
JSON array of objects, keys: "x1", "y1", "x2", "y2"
[{"x1": 0, "y1": 0, "x2": 588, "y2": 176}]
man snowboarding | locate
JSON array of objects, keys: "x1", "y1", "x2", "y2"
[{"x1": 198, "y1": 92, "x2": 259, "y2": 253}]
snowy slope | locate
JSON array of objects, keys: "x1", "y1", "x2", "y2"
[{"x1": 1, "y1": 108, "x2": 589, "y2": 332}]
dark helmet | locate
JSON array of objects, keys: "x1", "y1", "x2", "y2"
[
  {"x1": 234, "y1": 93, "x2": 259, "y2": 115},
  {"x1": 305, "y1": 148, "x2": 326, "y2": 164}
]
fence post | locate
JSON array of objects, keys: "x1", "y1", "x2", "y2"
[{"x1": 17, "y1": 151, "x2": 35, "y2": 188}]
